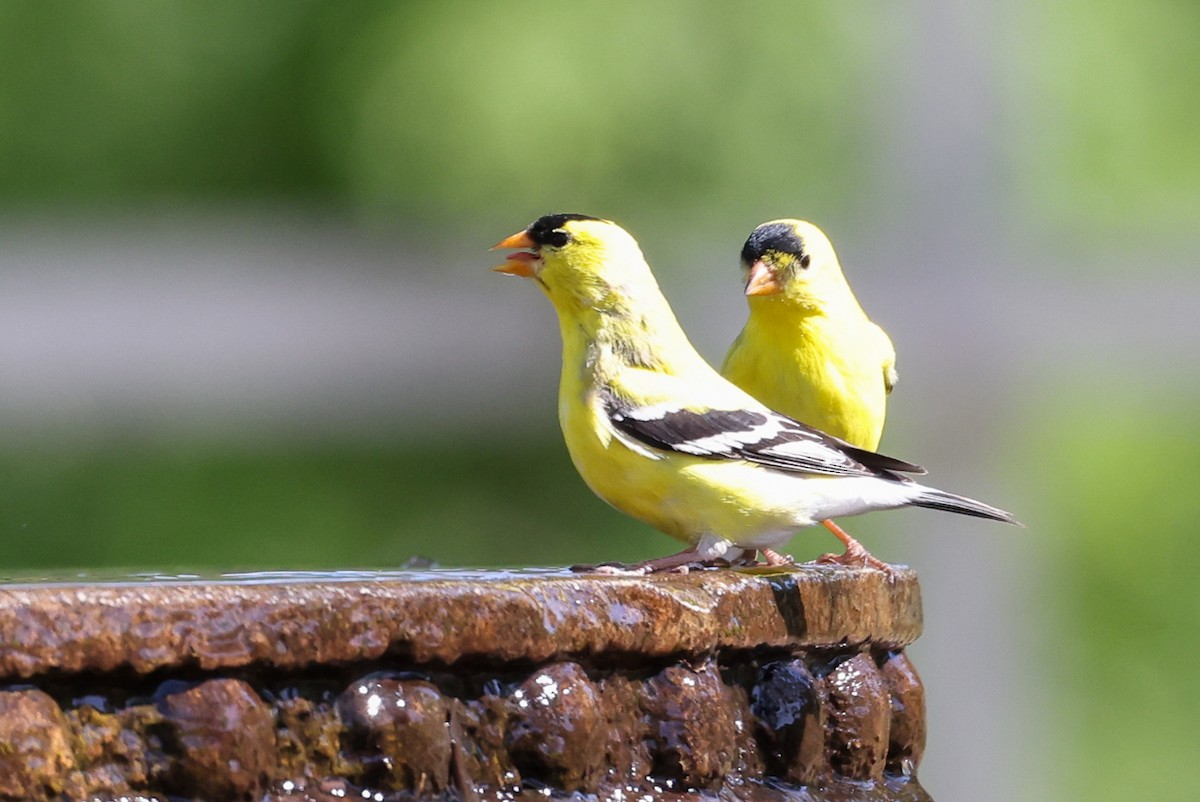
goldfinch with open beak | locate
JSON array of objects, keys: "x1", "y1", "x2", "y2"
[
  {"x1": 494, "y1": 214, "x2": 1016, "y2": 574},
  {"x1": 723, "y1": 220, "x2": 899, "y2": 571}
]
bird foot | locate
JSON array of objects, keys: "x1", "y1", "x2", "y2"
[
  {"x1": 812, "y1": 547, "x2": 897, "y2": 578},
  {"x1": 638, "y1": 558, "x2": 734, "y2": 574},
  {"x1": 573, "y1": 562, "x2": 648, "y2": 576},
  {"x1": 572, "y1": 553, "x2": 730, "y2": 576},
  {"x1": 759, "y1": 548, "x2": 795, "y2": 566},
  {"x1": 730, "y1": 549, "x2": 794, "y2": 569}
]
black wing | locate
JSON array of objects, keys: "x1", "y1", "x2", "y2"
[{"x1": 603, "y1": 393, "x2": 925, "y2": 478}]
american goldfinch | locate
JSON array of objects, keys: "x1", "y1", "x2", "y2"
[
  {"x1": 494, "y1": 214, "x2": 1016, "y2": 574},
  {"x1": 722, "y1": 220, "x2": 898, "y2": 571}
]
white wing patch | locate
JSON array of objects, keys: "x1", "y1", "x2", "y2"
[
  {"x1": 602, "y1": 393, "x2": 900, "y2": 478},
  {"x1": 669, "y1": 412, "x2": 791, "y2": 456}
]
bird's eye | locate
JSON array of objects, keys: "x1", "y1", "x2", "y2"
[
  {"x1": 799, "y1": 253, "x2": 811, "y2": 269},
  {"x1": 543, "y1": 229, "x2": 571, "y2": 248}
]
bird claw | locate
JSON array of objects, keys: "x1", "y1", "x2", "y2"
[
  {"x1": 571, "y1": 562, "x2": 646, "y2": 576},
  {"x1": 652, "y1": 559, "x2": 733, "y2": 574},
  {"x1": 813, "y1": 550, "x2": 898, "y2": 579},
  {"x1": 572, "y1": 557, "x2": 726, "y2": 576},
  {"x1": 759, "y1": 548, "x2": 795, "y2": 566}
]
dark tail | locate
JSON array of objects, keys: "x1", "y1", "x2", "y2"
[{"x1": 909, "y1": 487, "x2": 1022, "y2": 526}]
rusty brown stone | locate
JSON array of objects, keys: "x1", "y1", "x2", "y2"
[
  {"x1": 751, "y1": 658, "x2": 826, "y2": 783},
  {"x1": 456, "y1": 691, "x2": 520, "y2": 790},
  {"x1": 505, "y1": 662, "x2": 606, "y2": 792},
  {"x1": 117, "y1": 702, "x2": 174, "y2": 790},
  {"x1": 822, "y1": 653, "x2": 891, "y2": 781},
  {"x1": 598, "y1": 673, "x2": 655, "y2": 784},
  {"x1": 0, "y1": 689, "x2": 77, "y2": 801},
  {"x1": 337, "y1": 675, "x2": 451, "y2": 793},
  {"x1": 641, "y1": 663, "x2": 738, "y2": 788},
  {"x1": 0, "y1": 568, "x2": 920, "y2": 678},
  {"x1": 723, "y1": 681, "x2": 765, "y2": 780},
  {"x1": 879, "y1": 650, "x2": 927, "y2": 775},
  {"x1": 0, "y1": 568, "x2": 931, "y2": 801},
  {"x1": 65, "y1": 701, "x2": 151, "y2": 796},
  {"x1": 157, "y1": 678, "x2": 276, "y2": 799},
  {"x1": 275, "y1": 693, "x2": 345, "y2": 782}
]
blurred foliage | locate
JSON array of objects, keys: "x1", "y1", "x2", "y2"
[
  {"x1": 0, "y1": 2, "x2": 331, "y2": 200},
  {"x1": 0, "y1": 1, "x2": 891, "y2": 231},
  {"x1": 315, "y1": 1, "x2": 888, "y2": 228},
  {"x1": 1011, "y1": 0, "x2": 1200, "y2": 240},
  {"x1": 0, "y1": 432, "x2": 857, "y2": 573},
  {"x1": 0, "y1": 435, "x2": 663, "y2": 571},
  {"x1": 1023, "y1": 382, "x2": 1200, "y2": 801},
  {"x1": 5, "y1": 0, "x2": 1195, "y2": 238},
  {"x1": 3, "y1": 1, "x2": 1196, "y2": 236}
]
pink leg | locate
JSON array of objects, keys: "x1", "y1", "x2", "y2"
[
  {"x1": 585, "y1": 545, "x2": 706, "y2": 576},
  {"x1": 813, "y1": 519, "x2": 896, "y2": 577},
  {"x1": 759, "y1": 548, "x2": 795, "y2": 566}
]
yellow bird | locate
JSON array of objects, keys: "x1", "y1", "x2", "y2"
[
  {"x1": 493, "y1": 214, "x2": 1016, "y2": 574},
  {"x1": 722, "y1": 220, "x2": 898, "y2": 571}
]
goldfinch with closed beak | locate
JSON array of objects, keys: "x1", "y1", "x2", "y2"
[
  {"x1": 494, "y1": 214, "x2": 1016, "y2": 574},
  {"x1": 723, "y1": 220, "x2": 899, "y2": 570}
]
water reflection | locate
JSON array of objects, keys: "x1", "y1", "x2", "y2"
[{"x1": 0, "y1": 566, "x2": 579, "y2": 588}]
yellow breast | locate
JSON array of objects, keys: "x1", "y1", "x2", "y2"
[{"x1": 722, "y1": 311, "x2": 889, "y2": 450}]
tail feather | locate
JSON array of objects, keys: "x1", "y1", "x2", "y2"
[{"x1": 909, "y1": 487, "x2": 1022, "y2": 526}]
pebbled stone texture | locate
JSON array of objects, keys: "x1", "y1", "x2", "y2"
[
  {"x1": 157, "y1": 679, "x2": 277, "y2": 799},
  {"x1": 880, "y1": 650, "x2": 927, "y2": 776},
  {"x1": 0, "y1": 567, "x2": 932, "y2": 801},
  {"x1": 0, "y1": 689, "x2": 78, "y2": 799},
  {"x1": 751, "y1": 658, "x2": 825, "y2": 784},
  {"x1": 823, "y1": 653, "x2": 892, "y2": 781},
  {"x1": 642, "y1": 663, "x2": 738, "y2": 788},
  {"x1": 506, "y1": 661, "x2": 606, "y2": 791},
  {"x1": 337, "y1": 675, "x2": 451, "y2": 793}
]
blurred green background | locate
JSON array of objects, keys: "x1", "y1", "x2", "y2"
[{"x1": 1, "y1": 1, "x2": 1197, "y2": 799}]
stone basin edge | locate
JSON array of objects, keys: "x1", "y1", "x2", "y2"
[{"x1": 0, "y1": 566, "x2": 921, "y2": 679}]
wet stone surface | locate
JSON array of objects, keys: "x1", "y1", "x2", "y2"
[
  {"x1": 0, "y1": 689, "x2": 77, "y2": 799},
  {"x1": 751, "y1": 659, "x2": 825, "y2": 784},
  {"x1": 0, "y1": 567, "x2": 932, "y2": 801},
  {"x1": 338, "y1": 675, "x2": 451, "y2": 792},
  {"x1": 506, "y1": 661, "x2": 605, "y2": 790},
  {"x1": 823, "y1": 653, "x2": 891, "y2": 781},
  {"x1": 157, "y1": 678, "x2": 277, "y2": 798}
]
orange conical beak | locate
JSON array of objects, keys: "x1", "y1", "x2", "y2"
[
  {"x1": 744, "y1": 259, "x2": 783, "y2": 296},
  {"x1": 493, "y1": 231, "x2": 535, "y2": 250},
  {"x1": 492, "y1": 230, "x2": 539, "y2": 277}
]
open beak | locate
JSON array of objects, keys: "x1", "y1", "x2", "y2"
[
  {"x1": 744, "y1": 259, "x2": 783, "y2": 296},
  {"x1": 491, "y1": 230, "x2": 540, "y2": 277}
]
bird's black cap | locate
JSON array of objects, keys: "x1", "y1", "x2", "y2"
[
  {"x1": 527, "y1": 213, "x2": 601, "y2": 248},
  {"x1": 741, "y1": 222, "x2": 807, "y2": 267}
]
